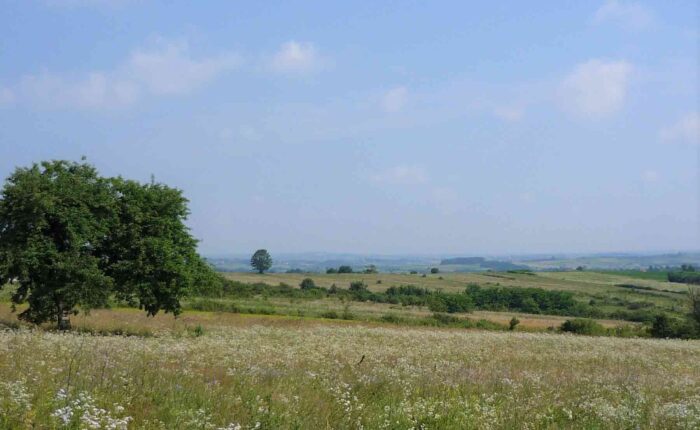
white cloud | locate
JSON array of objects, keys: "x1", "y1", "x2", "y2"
[
  {"x1": 372, "y1": 165, "x2": 427, "y2": 185},
  {"x1": 493, "y1": 106, "x2": 524, "y2": 122},
  {"x1": 559, "y1": 59, "x2": 632, "y2": 117},
  {"x1": 0, "y1": 87, "x2": 15, "y2": 106},
  {"x1": 593, "y1": 1, "x2": 654, "y2": 31},
  {"x1": 270, "y1": 41, "x2": 322, "y2": 75},
  {"x1": 12, "y1": 39, "x2": 239, "y2": 109},
  {"x1": 126, "y1": 41, "x2": 240, "y2": 95},
  {"x1": 659, "y1": 112, "x2": 700, "y2": 145},
  {"x1": 642, "y1": 170, "x2": 659, "y2": 182},
  {"x1": 18, "y1": 72, "x2": 138, "y2": 108},
  {"x1": 381, "y1": 86, "x2": 408, "y2": 113}
]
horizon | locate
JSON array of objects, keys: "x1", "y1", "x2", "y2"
[{"x1": 1, "y1": 0, "x2": 698, "y2": 255}]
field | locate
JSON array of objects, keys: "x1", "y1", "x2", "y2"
[
  {"x1": 1, "y1": 312, "x2": 699, "y2": 429},
  {"x1": 217, "y1": 270, "x2": 690, "y2": 326},
  {"x1": 1, "y1": 270, "x2": 698, "y2": 429}
]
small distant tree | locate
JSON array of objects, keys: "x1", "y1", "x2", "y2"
[
  {"x1": 509, "y1": 317, "x2": 520, "y2": 331},
  {"x1": 326, "y1": 268, "x2": 338, "y2": 274},
  {"x1": 349, "y1": 281, "x2": 368, "y2": 293},
  {"x1": 430, "y1": 267, "x2": 439, "y2": 274},
  {"x1": 338, "y1": 265, "x2": 353, "y2": 274},
  {"x1": 364, "y1": 264, "x2": 378, "y2": 274},
  {"x1": 575, "y1": 266, "x2": 585, "y2": 271},
  {"x1": 299, "y1": 278, "x2": 316, "y2": 290},
  {"x1": 250, "y1": 249, "x2": 272, "y2": 274}
]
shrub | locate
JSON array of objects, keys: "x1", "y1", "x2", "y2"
[
  {"x1": 509, "y1": 317, "x2": 520, "y2": 330},
  {"x1": 299, "y1": 278, "x2": 316, "y2": 290},
  {"x1": 380, "y1": 314, "x2": 403, "y2": 324},
  {"x1": 338, "y1": 265, "x2": 353, "y2": 274},
  {"x1": 320, "y1": 311, "x2": 339, "y2": 319},
  {"x1": 432, "y1": 312, "x2": 460, "y2": 325},
  {"x1": 349, "y1": 281, "x2": 368, "y2": 293},
  {"x1": 326, "y1": 268, "x2": 338, "y2": 274},
  {"x1": 430, "y1": 268, "x2": 439, "y2": 274},
  {"x1": 560, "y1": 319, "x2": 605, "y2": 336}
]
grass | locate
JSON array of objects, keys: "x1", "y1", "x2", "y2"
[
  {"x1": 0, "y1": 312, "x2": 698, "y2": 429},
  {"x1": 223, "y1": 271, "x2": 690, "y2": 319},
  {"x1": 0, "y1": 270, "x2": 698, "y2": 428}
]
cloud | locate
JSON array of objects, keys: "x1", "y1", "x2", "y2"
[
  {"x1": 381, "y1": 86, "x2": 408, "y2": 113},
  {"x1": 372, "y1": 165, "x2": 427, "y2": 185},
  {"x1": 493, "y1": 106, "x2": 524, "y2": 122},
  {"x1": 593, "y1": 1, "x2": 654, "y2": 31},
  {"x1": 0, "y1": 87, "x2": 15, "y2": 106},
  {"x1": 559, "y1": 59, "x2": 632, "y2": 117},
  {"x1": 18, "y1": 72, "x2": 138, "y2": 108},
  {"x1": 126, "y1": 41, "x2": 240, "y2": 95},
  {"x1": 642, "y1": 170, "x2": 659, "y2": 182},
  {"x1": 270, "y1": 41, "x2": 322, "y2": 75},
  {"x1": 659, "y1": 112, "x2": 700, "y2": 145},
  {"x1": 12, "y1": 39, "x2": 240, "y2": 109}
]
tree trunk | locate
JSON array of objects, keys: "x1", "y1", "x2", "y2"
[{"x1": 56, "y1": 300, "x2": 71, "y2": 330}]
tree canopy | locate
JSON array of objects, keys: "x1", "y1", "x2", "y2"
[
  {"x1": 250, "y1": 249, "x2": 272, "y2": 274},
  {"x1": 0, "y1": 160, "x2": 215, "y2": 328}
]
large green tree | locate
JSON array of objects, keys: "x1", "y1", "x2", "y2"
[
  {"x1": 250, "y1": 249, "x2": 272, "y2": 274},
  {"x1": 0, "y1": 160, "x2": 215, "y2": 329}
]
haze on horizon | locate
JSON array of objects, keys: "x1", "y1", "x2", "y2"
[{"x1": 1, "y1": 1, "x2": 698, "y2": 256}]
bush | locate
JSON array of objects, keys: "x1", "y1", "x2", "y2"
[
  {"x1": 560, "y1": 319, "x2": 605, "y2": 336},
  {"x1": 650, "y1": 314, "x2": 699, "y2": 339},
  {"x1": 299, "y1": 278, "x2": 316, "y2": 290},
  {"x1": 320, "y1": 311, "x2": 339, "y2": 319},
  {"x1": 509, "y1": 317, "x2": 520, "y2": 330},
  {"x1": 338, "y1": 265, "x2": 353, "y2": 274},
  {"x1": 326, "y1": 268, "x2": 338, "y2": 274},
  {"x1": 668, "y1": 271, "x2": 700, "y2": 285},
  {"x1": 349, "y1": 281, "x2": 368, "y2": 293},
  {"x1": 430, "y1": 268, "x2": 439, "y2": 274},
  {"x1": 432, "y1": 312, "x2": 460, "y2": 325},
  {"x1": 380, "y1": 314, "x2": 403, "y2": 324}
]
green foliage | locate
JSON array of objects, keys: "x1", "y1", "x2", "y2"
[
  {"x1": 509, "y1": 316, "x2": 520, "y2": 330},
  {"x1": 337, "y1": 265, "x2": 353, "y2": 274},
  {"x1": 0, "y1": 161, "x2": 116, "y2": 328},
  {"x1": 560, "y1": 319, "x2": 605, "y2": 336},
  {"x1": 0, "y1": 160, "x2": 212, "y2": 328},
  {"x1": 105, "y1": 177, "x2": 212, "y2": 317},
  {"x1": 364, "y1": 264, "x2": 378, "y2": 274},
  {"x1": 348, "y1": 281, "x2": 368, "y2": 293},
  {"x1": 430, "y1": 267, "x2": 439, "y2": 274},
  {"x1": 326, "y1": 268, "x2": 338, "y2": 274},
  {"x1": 650, "y1": 314, "x2": 698, "y2": 339},
  {"x1": 250, "y1": 249, "x2": 272, "y2": 274},
  {"x1": 299, "y1": 278, "x2": 316, "y2": 290},
  {"x1": 668, "y1": 271, "x2": 700, "y2": 285}
]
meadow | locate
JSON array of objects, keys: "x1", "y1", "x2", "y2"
[
  {"x1": 1, "y1": 314, "x2": 699, "y2": 429},
  {"x1": 0, "y1": 269, "x2": 699, "y2": 429}
]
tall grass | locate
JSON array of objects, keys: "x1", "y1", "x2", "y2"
[{"x1": 0, "y1": 320, "x2": 698, "y2": 429}]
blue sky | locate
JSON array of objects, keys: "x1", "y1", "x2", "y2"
[{"x1": 0, "y1": 0, "x2": 698, "y2": 255}]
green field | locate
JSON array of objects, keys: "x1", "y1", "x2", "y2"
[{"x1": 219, "y1": 270, "x2": 690, "y2": 323}]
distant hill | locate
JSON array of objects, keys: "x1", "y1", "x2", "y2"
[{"x1": 440, "y1": 257, "x2": 529, "y2": 271}]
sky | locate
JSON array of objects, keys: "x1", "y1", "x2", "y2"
[{"x1": 0, "y1": 0, "x2": 698, "y2": 256}]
